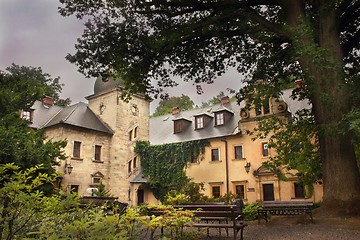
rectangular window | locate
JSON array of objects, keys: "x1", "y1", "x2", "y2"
[
  {"x1": 212, "y1": 186, "x2": 221, "y2": 198},
  {"x1": 94, "y1": 145, "x2": 102, "y2": 161},
  {"x1": 262, "y1": 142, "x2": 269, "y2": 157},
  {"x1": 22, "y1": 110, "x2": 32, "y2": 122},
  {"x1": 256, "y1": 105, "x2": 262, "y2": 116},
  {"x1": 234, "y1": 146, "x2": 243, "y2": 159},
  {"x1": 195, "y1": 116, "x2": 204, "y2": 129},
  {"x1": 133, "y1": 156, "x2": 137, "y2": 169},
  {"x1": 73, "y1": 141, "x2": 81, "y2": 158},
  {"x1": 211, "y1": 148, "x2": 220, "y2": 161},
  {"x1": 235, "y1": 185, "x2": 245, "y2": 199},
  {"x1": 190, "y1": 151, "x2": 197, "y2": 163},
  {"x1": 215, "y1": 113, "x2": 224, "y2": 126},
  {"x1": 174, "y1": 121, "x2": 183, "y2": 133},
  {"x1": 128, "y1": 160, "x2": 132, "y2": 173},
  {"x1": 133, "y1": 127, "x2": 138, "y2": 139},
  {"x1": 263, "y1": 101, "x2": 270, "y2": 114},
  {"x1": 294, "y1": 182, "x2": 305, "y2": 198},
  {"x1": 129, "y1": 130, "x2": 133, "y2": 141},
  {"x1": 93, "y1": 177, "x2": 101, "y2": 185},
  {"x1": 70, "y1": 185, "x2": 79, "y2": 194}
]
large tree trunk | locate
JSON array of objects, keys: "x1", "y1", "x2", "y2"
[{"x1": 286, "y1": 1, "x2": 360, "y2": 214}]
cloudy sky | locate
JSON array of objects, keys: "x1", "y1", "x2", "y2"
[{"x1": 0, "y1": 0, "x2": 244, "y2": 113}]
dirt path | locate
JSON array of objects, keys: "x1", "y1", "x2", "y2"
[{"x1": 203, "y1": 215, "x2": 360, "y2": 240}]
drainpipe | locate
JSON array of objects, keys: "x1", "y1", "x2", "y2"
[{"x1": 221, "y1": 139, "x2": 230, "y2": 194}]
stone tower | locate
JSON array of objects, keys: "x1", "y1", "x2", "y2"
[{"x1": 86, "y1": 76, "x2": 150, "y2": 203}]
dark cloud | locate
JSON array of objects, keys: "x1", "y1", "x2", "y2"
[{"x1": 0, "y1": 0, "x2": 244, "y2": 113}]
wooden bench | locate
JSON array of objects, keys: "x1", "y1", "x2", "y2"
[
  {"x1": 148, "y1": 201, "x2": 247, "y2": 240},
  {"x1": 257, "y1": 200, "x2": 313, "y2": 223}
]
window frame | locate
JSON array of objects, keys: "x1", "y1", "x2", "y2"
[
  {"x1": 128, "y1": 159, "x2": 132, "y2": 174},
  {"x1": 294, "y1": 182, "x2": 305, "y2": 198},
  {"x1": 22, "y1": 110, "x2": 33, "y2": 122},
  {"x1": 94, "y1": 145, "x2": 102, "y2": 161},
  {"x1": 235, "y1": 184, "x2": 246, "y2": 200},
  {"x1": 73, "y1": 141, "x2": 82, "y2": 159},
  {"x1": 133, "y1": 126, "x2": 138, "y2": 139},
  {"x1": 195, "y1": 116, "x2": 204, "y2": 129},
  {"x1": 92, "y1": 177, "x2": 102, "y2": 185},
  {"x1": 174, "y1": 120, "x2": 183, "y2": 133},
  {"x1": 211, "y1": 148, "x2": 220, "y2": 161},
  {"x1": 211, "y1": 185, "x2": 221, "y2": 198},
  {"x1": 215, "y1": 112, "x2": 225, "y2": 126},
  {"x1": 133, "y1": 156, "x2": 137, "y2": 169},
  {"x1": 262, "y1": 142, "x2": 269, "y2": 157},
  {"x1": 234, "y1": 145, "x2": 243, "y2": 159}
]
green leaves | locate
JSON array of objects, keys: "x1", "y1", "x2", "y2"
[{"x1": 135, "y1": 140, "x2": 209, "y2": 201}]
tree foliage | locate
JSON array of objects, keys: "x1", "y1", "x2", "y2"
[
  {"x1": 249, "y1": 109, "x2": 322, "y2": 196},
  {"x1": 200, "y1": 91, "x2": 236, "y2": 108},
  {"x1": 135, "y1": 140, "x2": 209, "y2": 201},
  {"x1": 0, "y1": 164, "x2": 58, "y2": 239},
  {"x1": 1, "y1": 64, "x2": 71, "y2": 107},
  {"x1": 0, "y1": 64, "x2": 67, "y2": 192},
  {"x1": 152, "y1": 94, "x2": 195, "y2": 117},
  {"x1": 59, "y1": 0, "x2": 360, "y2": 211}
]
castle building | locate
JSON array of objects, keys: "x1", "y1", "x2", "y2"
[
  {"x1": 26, "y1": 77, "x2": 323, "y2": 205},
  {"x1": 149, "y1": 91, "x2": 323, "y2": 203},
  {"x1": 27, "y1": 76, "x2": 157, "y2": 205}
]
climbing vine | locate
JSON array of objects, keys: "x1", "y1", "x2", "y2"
[{"x1": 135, "y1": 140, "x2": 209, "y2": 201}]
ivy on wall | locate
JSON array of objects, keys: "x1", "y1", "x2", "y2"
[{"x1": 135, "y1": 140, "x2": 209, "y2": 201}]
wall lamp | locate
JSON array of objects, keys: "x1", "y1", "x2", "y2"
[
  {"x1": 65, "y1": 163, "x2": 73, "y2": 175},
  {"x1": 244, "y1": 162, "x2": 251, "y2": 174}
]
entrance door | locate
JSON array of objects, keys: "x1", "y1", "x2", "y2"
[
  {"x1": 137, "y1": 189, "x2": 144, "y2": 205},
  {"x1": 262, "y1": 184, "x2": 275, "y2": 201}
]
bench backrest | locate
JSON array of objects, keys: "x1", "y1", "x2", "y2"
[
  {"x1": 174, "y1": 204, "x2": 242, "y2": 219},
  {"x1": 263, "y1": 200, "x2": 313, "y2": 208}
]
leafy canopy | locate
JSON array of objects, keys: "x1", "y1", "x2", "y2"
[
  {"x1": 152, "y1": 94, "x2": 195, "y2": 117},
  {"x1": 0, "y1": 64, "x2": 67, "y2": 190}
]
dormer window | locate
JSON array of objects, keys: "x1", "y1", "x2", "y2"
[
  {"x1": 195, "y1": 116, "x2": 204, "y2": 129},
  {"x1": 21, "y1": 110, "x2": 33, "y2": 122},
  {"x1": 215, "y1": 112, "x2": 225, "y2": 126},
  {"x1": 174, "y1": 120, "x2": 184, "y2": 133},
  {"x1": 173, "y1": 117, "x2": 191, "y2": 134}
]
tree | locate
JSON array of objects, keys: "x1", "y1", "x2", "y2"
[
  {"x1": 0, "y1": 65, "x2": 67, "y2": 192},
  {"x1": 152, "y1": 94, "x2": 195, "y2": 117},
  {"x1": 59, "y1": 1, "x2": 360, "y2": 213},
  {"x1": 200, "y1": 91, "x2": 236, "y2": 108},
  {"x1": 2, "y1": 64, "x2": 71, "y2": 107}
]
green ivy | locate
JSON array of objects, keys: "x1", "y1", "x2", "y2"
[{"x1": 135, "y1": 140, "x2": 209, "y2": 201}]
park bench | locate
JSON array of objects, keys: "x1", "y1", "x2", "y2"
[
  {"x1": 148, "y1": 201, "x2": 247, "y2": 240},
  {"x1": 257, "y1": 200, "x2": 313, "y2": 223}
]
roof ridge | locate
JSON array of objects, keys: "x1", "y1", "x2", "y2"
[
  {"x1": 41, "y1": 104, "x2": 64, "y2": 128},
  {"x1": 63, "y1": 103, "x2": 80, "y2": 123}
]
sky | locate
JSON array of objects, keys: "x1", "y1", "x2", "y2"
[{"x1": 0, "y1": 0, "x2": 244, "y2": 113}]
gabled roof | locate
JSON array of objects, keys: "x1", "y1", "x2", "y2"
[
  {"x1": 29, "y1": 100, "x2": 63, "y2": 129},
  {"x1": 150, "y1": 101, "x2": 243, "y2": 145},
  {"x1": 30, "y1": 100, "x2": 113, "y2": 135}
]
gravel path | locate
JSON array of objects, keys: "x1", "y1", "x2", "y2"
[{"x1": 202, "y1": 215, "x2": 360, "y2": 240}]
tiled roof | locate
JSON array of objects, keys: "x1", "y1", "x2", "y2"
[
  {"x1": 149, "y1": 89, "x2": 310, "y2": 146},
  {"x1": 30, "y1": 100, "x2": 113, "y2": 134},
  {"x1": 150, "y1": 101, "x2": 244, "y2": 145}
]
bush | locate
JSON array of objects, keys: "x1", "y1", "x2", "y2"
[{"x1": 243, "y1": 203, "x2": 261, "y2": 221}]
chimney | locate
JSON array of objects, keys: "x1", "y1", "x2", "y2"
[
  {"x1": 221, "y1": 96, "x2": 230, "y2": 105},
  {"x1": 172, "y1": 107, "x2": 180, "y2": 115},
  {"x1": 295, "y1": 79, "x2": 303, "y2": 89},
  {"x1": 43, "y1": 96, "x2": 54, "y2": 106}
]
